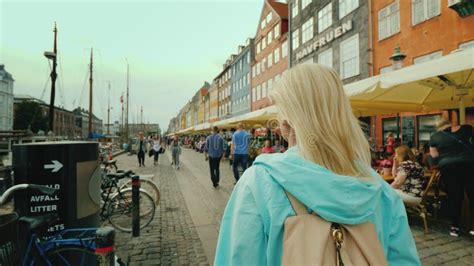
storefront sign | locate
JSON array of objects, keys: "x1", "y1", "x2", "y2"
[{"x1": 296, "y1": 20, "x2": 353, "y2": 61}]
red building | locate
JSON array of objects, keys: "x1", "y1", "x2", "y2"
[
  {"x1": 251, "y1": 0, "x2": 289, "y2": 111},
  {"x1": 369, "y1": 0, "x2": 474, "y2": 149}
]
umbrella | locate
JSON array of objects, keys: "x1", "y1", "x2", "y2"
[{"x1": 346, "y1": 49, "x2": 474, "y2": 123}]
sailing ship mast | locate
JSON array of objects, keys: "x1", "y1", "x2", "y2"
[
  {"x1": 45, "y1": 23, "x2": 58, "y2": 133},
  {"x1": 107, "y1": 81, "x2": 111, "y2": 135},
  {"x1": 124, "y1": 61, "x2": 129, "y2": 143},
  {"x1": 88, "y1": 48, "x2": 93, "y2": 136}
]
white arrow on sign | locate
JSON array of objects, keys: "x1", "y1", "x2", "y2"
[{"x1": 44, "y1": 160, "x2": 63, "y2": 173}]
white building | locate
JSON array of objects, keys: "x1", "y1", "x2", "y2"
[{"x1": 0, "y1": 65, "x2": 14, "y2": 131}]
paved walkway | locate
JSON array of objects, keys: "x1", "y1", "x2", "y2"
[
  {"x1": 113, "y1": 152, "x2": 208, "y2": 265},
  {"x1": 114, "y1": 148, "x2": 474, "y2": 265}
]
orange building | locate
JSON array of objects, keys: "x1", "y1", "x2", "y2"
[
  {"x1": 251, "y1": 0, "x2": 289, "y2": 111},
  {"x1": 369, "y1": 0, "x2": 474, "y2": 148}
]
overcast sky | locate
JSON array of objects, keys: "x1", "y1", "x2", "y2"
[{"x1": 0, "y1": 0, "x2": 263, "y2": 131}]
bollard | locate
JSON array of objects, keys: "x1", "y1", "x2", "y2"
[
  {"x1": 95, "y1": 227, "x2": 115, "y2": 266},
  {"x1": 132, "y1": 175, "x2": 140, "y2": 237}
]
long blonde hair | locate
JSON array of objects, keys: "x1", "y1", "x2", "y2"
[{"x1": 269, "y1": 64, "x2": 372, "y2": 178}]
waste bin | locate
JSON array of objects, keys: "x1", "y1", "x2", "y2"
[{"x1": 12, "y1": 141, "x2": 101, "y2": 235}]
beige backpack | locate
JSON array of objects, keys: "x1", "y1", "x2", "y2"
[{"x1": 282, "y1": 192, "x2": 388, "y2": 266}]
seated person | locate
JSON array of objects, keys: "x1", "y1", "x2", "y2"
[
  {"x1": 390, "y1": 145, "x2": 425, "y2": 205},
  {"x1": 261, "y1": 140, "x2": 275, "y2": 154},
  {"x1": 272, "y1": 139, "x2": 286, "y2": 153}
]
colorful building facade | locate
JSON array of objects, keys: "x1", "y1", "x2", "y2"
[
  {"x1": 230, "y1": 39, "x2": 254, "y2": 117},
  {"x1": 370, "y1": 0, "x2": 474, "y2": 148},
  {"x1": 251, "y1": 0, "x2": 289, "y2": 111}
]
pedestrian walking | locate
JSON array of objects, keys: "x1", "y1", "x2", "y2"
[
  {"x1": 215, "y1": 64, "x2": 420, "y2": 265},
  {"x1": 136, "y1": 131, "x2": 147, "y2": 167},
  {"x1": 171, "y1": 136, "x2": 181, "y2": 170},
  {"x1": 231, "y1": 123, "x2": 250, "y2": 183},
  {"x1": 205, "y1": 126, "x2": 226, "y2": 188},
  {"x1": 429, "y1": 117, "x2": 474, "y2": 237},
  {"x1": 152, "y1": 135, "x2": 161, "y2": 166}
]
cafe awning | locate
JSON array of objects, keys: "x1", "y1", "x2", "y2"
[
  {"x1": 213, "y1": 105, "x2": 277, "y2": 128},
  {"x1": 346, "y1": 49, "x2": 474, "y2": 122}
]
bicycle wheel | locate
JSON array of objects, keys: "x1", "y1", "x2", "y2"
[
  {"x1": 42, "y1": 246, "x2": 98, "y2": 266},
  {"x1": 119, "y1": 179, "x2": 160, "y2": 205},
  {"x1": 107, "y1": 189, "x2": 155, "y2": 232}
]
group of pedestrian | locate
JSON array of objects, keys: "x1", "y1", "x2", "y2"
[{"x1": 134, "y1": 132, "x2": 166, "y2": 167}]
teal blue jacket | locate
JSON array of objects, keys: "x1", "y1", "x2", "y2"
[{"x1": 215, "y1": 147, "x2": 420, "y2": 265}]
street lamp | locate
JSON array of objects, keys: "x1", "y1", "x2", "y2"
[{"x1": 389, "y1": 45, "x2": 406, "y2": 70}]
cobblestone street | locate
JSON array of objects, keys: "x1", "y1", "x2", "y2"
[{"x1": 113, "y1": 148, "x2": 473, "y2": 265}]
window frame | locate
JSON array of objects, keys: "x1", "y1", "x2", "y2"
[
  {"x1": 292, "y1": 28, "x2": 300, "y2": 51},
  {"x1": 339, "y1": 0, "x2": 359, "y2": 19},
  {"x1": 378, "y1": 1, "x2": 400, "y2": 41},
  {"x1": 411, "y1": 0, "x2": 440, "y2": 26},
  {"x1": 339, "y1": 33, "x2": 360, "y2": 79},
  {"x1": 318, "y1": 48, "x2": 333, "y2": 68},
  {"x1": 302, "y1": 17, "x2": 314, "y2": 44},
  {"x1": 318, "y1": 3, "x2": 333, "y2": 33}
]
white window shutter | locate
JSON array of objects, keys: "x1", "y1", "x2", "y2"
[{"x1": 427, "y1": 0, "x2": 440, "y2": 18}]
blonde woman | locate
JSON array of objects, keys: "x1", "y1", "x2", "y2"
[{"x1": 215, "y1": 64, "x2": 420, "y2": 265}]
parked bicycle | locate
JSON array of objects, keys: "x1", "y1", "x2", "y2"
[
  {"x1": 117, "y1": 171, "x2": 160, "y2": 205},
  {"x1": 100, "y1": 170, "x2": 156, "y2": 232},
  {"x1": 0, "y1": 183, "x2": 122, "y2": 266}
]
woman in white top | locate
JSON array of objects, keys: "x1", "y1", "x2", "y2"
[{"x1": 152, "y1": 136, "x2": 161, "y2": 166}]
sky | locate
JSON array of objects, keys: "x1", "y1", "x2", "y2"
[{"x1": 0, "y1": 0, "x2": 264, "y2": 132}]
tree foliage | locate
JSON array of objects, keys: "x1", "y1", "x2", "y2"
[{"x1": 14, "y1": 101, "x2": 48, "y2": 133}]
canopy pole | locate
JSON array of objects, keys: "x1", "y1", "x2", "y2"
[{"x1": 459, "y1": 95, "x2": 466, "y2": 124}]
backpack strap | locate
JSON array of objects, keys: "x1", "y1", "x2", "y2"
[{"x1": 285, "y1": 191, "x2": 309, "y2": 215}]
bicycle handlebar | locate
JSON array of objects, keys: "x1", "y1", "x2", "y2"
[{"x1": 0, "y1": 184, "x2": 59, "y2": 206}]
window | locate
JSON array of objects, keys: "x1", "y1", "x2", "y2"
[
  {"x1": 268, "y1": 78, "x2": 273, "y2": 92},
  {"x1": 378, "y1": 2, "x2": 400, "y2": 40},
  {"x1": 261, "y1": 19, "x2": 266, "y2": 30},
  {"x1": 459, "y1": 40, "x2": 474, "y2": 50},
  {"x1": 379, "y1": 65, "x2": 393, "y2": 74},
  {"x1": 340, "y1": 34, "x2": 359, "y2": 79},
  {"x1": 318, "y1": 48, "x2": 333, "y2": 68},
  {"x1": 302, "y1": 0, "x2": 311, "y2": 10},
  {"x1": 301, "y1": 57, "x2": 314, "y2": 64},
  {"x1": 339, "y1": 0, "x2": 359, "y2": 19},
  {"x1": 268, "y1": 53, "x2": 273, "y2": 68},
  {"x1": 257, "y1": 85, "x2": 261, "y2": 100},
  {"x1": 252, "y1": 66, "x2": 256, "y2": 78},
  {"x1": 274, "y1": 47, "x2": 280, "y2": 63},
  {"x1": 266, "y1": 12, "x2": 272, "y2": 23},
  {"x1": 257, "y1": 42, "x2": 261, "y2": 54},
  {"x1": 292, "y1": 28, "x2": 300, "y2": 50},
  {"x1": 262, "y1": 36, "x2": 267, "y2": 50},
  {"x1": 247, "y1": 73, "x2": 250, "y2": 84},
  {"x1": 292, "y1": 0, "x2": 299, "y2": 18},
  {"x1": 302, "y1": 18, "x2": 314, "y2": 44},
  {"x1": 282, "y1": 41, "x2": 288, "y2": 57},
  {"x1": 412, "y1": 0, "x2": 440, "y2": 25},
  {"x1": 268, "y1": 30, "x2": 273, "y2": 45},
  {"x1": 257, "y1": 62, "x2": 261, "y2": 75},
  {"x1": 262, "y1": 82, "x2": 267, "y2": 98},
  {"x1": 247, "y1": 51, "x2": 251, "y2": 62},
  {"x1": 417, "y1": 115, "x2": 440, "y2": 144},
  {"x1": 274, "y1": 24, "x2": 280, "y2": 38},
  {"x1": 413, "y1": 51, "x2": 442, "y2": 64},
  {"x1": 318, "y1": 3, "x2": 332, "y2": 33},
  {"x1": 252, "y1": 88, "x2": 256, "y2": 102}
]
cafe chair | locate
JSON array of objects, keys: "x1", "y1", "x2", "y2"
[{"x1": 407, "y1": 170, "x2": 446, "y2": 234}]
